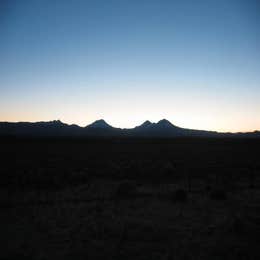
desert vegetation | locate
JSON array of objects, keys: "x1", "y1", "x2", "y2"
[{"x1": 1, "y1": 138, "x2": 260, "y2": 259}]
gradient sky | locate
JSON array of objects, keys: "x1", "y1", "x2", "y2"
[{"x1": 0, "y1": 0, "x2": 260, "y2": 132}]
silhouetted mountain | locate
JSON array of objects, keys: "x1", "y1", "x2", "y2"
[
  {"x1": 84, "y1": 119, "x2": 124, "y2": 136},
  {"x1": 157, "y1": 119, "x2": 175, "y2": 127},
  {"x1": 148, "y1": 119, "x2": 183, "y2": 135},
  {"x1": 86, "y1": 119, "x2": 113, "y2": 129},
  {"x1": 135, "y1": 120, "x2": 152, "y2": 129},
  {"x1": 132, "y1": 119, "x2": 182, "y2": 136},
  {"x1": 0, "y1": 120, "x2": 82, "y2": 137},
  {"x1": 0, "y1": 119, "x2": 259, "y2": 138}
]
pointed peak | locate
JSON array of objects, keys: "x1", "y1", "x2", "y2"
[
  {"x1": 157, "y1": 119, "x2": 173, "y2": 126},
  {"x1": 87, "y1": 119, "x2": 112, "y2": 128},
  {"x1": 135, "y1": 120, "x2": 152, "y2": 129},
  {"x1": 94, "y1": 119, "x2": 107, "y2": 124},
  {"x1": 155, "y1": 119, "x2": 180, "y2": 129},
  {"x1": 141, "y1": 120, "x2": 152, "y2": 126}
]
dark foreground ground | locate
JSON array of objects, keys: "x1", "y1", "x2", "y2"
[{"x1": 1, "y1": 137, "x2": 260, "y2": 259}]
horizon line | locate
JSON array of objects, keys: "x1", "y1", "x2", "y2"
[{"x1": 0, "y1": 118, "x2": 259, "y2": 134}]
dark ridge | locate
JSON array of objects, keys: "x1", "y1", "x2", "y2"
[
  {"x1": 86, "y1": 119, "x2": 112, "y2": 129},
  {"x1": 0, "y1": 119, "x2": 259, "y2": 138}
]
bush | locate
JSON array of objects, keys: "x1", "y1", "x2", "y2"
[
  {"x1": 210, "y1": 189, "x2": 227, "y2": 200},
  {"x1": 171, "y1": 189, "x2": 188, "y2": 203},
  {"x1": 229, "y1": 216, "x2": 245, "y2": 235},
  {"x1": 115, "y1": 181, "x2": 137, "y2": 199},
  {"x1": 205, "y1": 184, "x2": 211, "y2": 193}
]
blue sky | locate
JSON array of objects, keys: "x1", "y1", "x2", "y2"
[{"x1": 0, "y1": 0, "x2": 259, "y2": 131}]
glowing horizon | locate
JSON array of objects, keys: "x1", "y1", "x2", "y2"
[{"x1": 1, "y1": 113, "x2": 259, "y2": 133}]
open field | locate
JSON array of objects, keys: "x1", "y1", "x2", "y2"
[{"x1": 1, "y1": 138, "x2": 260, "y2": 259}]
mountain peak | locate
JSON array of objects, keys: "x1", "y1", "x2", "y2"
[
  {"x1": 94, "y1": 119, "x2": 107, "y2": 124},
  {"x1": 135, "y1": 120, "x2": 152, "y2": 129},
  {"x1": 37, "y1": 120, "x2": 64, "y2": 126},
  {"x1": 141, "y1": 120, "x2": 152, "y2": 127},
  {"x1": 51, "y1": 120, "x2": 63, "y2": 124},
  {"x1": 157, "y1": 119, "x2": 173, "y2": 126},
  {"x1": 87, "y1": 119, "x2": 112, "y2": 128}
]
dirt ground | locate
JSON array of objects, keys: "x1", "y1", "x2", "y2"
[{"x1": 1, "y1": 138, "x2": 260, "y2": 259}]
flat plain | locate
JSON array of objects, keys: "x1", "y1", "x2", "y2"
[{"x1": 1, "y1": 138, "x2": 260, "y2": 259}]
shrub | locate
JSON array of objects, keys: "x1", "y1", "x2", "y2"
[
  {"x1": 171, "y1": 188, "x2": 188, "y2": 203},
  {"x1": 230, "y1": 216, "x2": 245, "y2": 235},
  {"x1": 210, "y1": 189, "x2": 227, "y2": 200},
  {"x1": 161, "y1": 161, "x2": 175, "y2": 176},
  {"x1": 115, "y1": 181, "x2": 137, "y2": 199},
  {"x1": 205, "y1": 184, "x2": 211, "y2": 193}
]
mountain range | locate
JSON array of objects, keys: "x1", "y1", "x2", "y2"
[{"x1": 0, "y1": 119, "x2": 259, "y2": 138}]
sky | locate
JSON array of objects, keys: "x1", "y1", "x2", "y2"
[{"x1": 0, "y1": 0, "x2": 259, "y2": 132}]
